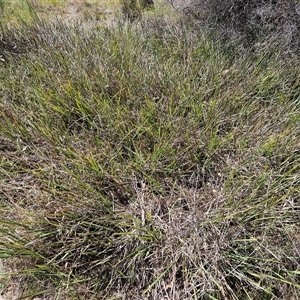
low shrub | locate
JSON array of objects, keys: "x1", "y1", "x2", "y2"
[
  {"x1": 121, "y1": 0, "x2": 154, "y2": 21},
  {"x1": 183, "y1": 0, "x2": 300, "y2": 51}
]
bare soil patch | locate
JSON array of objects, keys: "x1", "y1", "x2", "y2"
[{"x1": 32, "y1": 0, "x2": 119, "y2": 24}]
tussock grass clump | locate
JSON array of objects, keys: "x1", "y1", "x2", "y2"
[{"x1": 0, "y1": 5, "x2": 300, "y2": 300}]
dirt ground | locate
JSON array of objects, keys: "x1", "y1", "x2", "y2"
[{"x1": 32, "y1": 0, "x2": 120, "y2": 24}]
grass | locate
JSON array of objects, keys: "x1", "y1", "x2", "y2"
[{"x1": 0, "y1": 0, "x2": 300, "y2": 299}]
